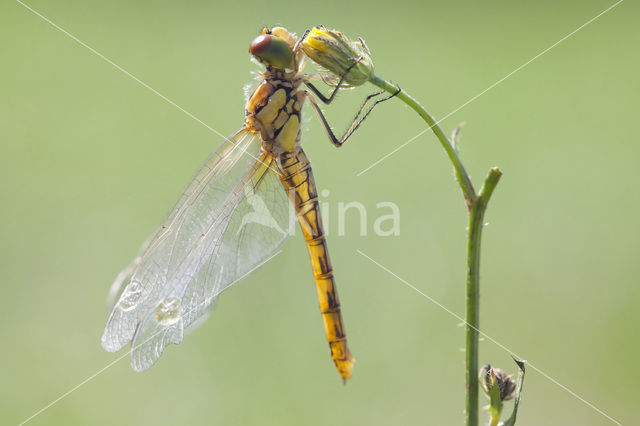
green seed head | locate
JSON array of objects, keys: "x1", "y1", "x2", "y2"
[{"x1": 301, "y1": 26, "x2": 374, "y2": 86}]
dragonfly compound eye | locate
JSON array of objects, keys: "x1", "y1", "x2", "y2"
[{"x1": 249, "y1": 34, "x2": 293, "y2": 70}]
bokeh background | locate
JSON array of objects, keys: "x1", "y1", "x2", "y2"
[{"x1": 2, "y1": 0, "x2": 638, "y2": 424}]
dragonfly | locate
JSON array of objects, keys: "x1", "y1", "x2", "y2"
[{"x1": 101, "y1": 26, "x2": 397, "y2": 381}]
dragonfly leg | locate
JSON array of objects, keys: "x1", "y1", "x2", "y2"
[
  {"x1": 292, "y1": 29, "x2": 311, "y2": 71},
  {"x1": 305, "y1": 85, "x2": 401, "y2": 147},
  {"x1": 293, "y1": 29, "x2": 310, "y2": 53},
  {"x1": 303, "y1": 56, "x2": 364, "y2": 105}
]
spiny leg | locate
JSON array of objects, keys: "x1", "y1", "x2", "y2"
[
  {"x1": 306, "y1": 85, "x2": 401, "y2": 148},
  {"x1": 293, "y1": 29, "x2": 310, "y2": 53},
  {"x1": 291, "y1": 29, "x2": 311, "y2": 71},
  {"x1": 303, "y1": 73, "x2": 343, "y2": 88},
  {"x1": 304, "y1": 56, "x2": 364, "y2": 105},
  {"x1": 315, "y1": 89, "x2": 387, "y2": 145},
  {"x1": 341, "y1": 90, "x2": 387, "y2": 137}
]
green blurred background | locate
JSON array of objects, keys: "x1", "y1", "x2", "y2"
[{"x1": 2, "y1": 0, "x2": 638, "y2": 424}]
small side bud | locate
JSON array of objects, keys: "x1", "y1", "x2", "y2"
[
  {"x1": 301, "y1": 26, "x2": 374, "y2": 86},
  {"x1": 480, "y1": 364, "x2": 517, "y2": 402},
  {"x1": 480, "y1": 364, "x2": 517, "y2": 425}
]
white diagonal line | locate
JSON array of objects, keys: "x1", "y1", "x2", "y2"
[
  {"x1": 356, "y1": 249, "x2": 623, "y2": 425},
  {"x1": 17, "y1": 250, "x2": 283, "y2": 425},
  {"x1": 17, "y1": 352, "x2": 129, "y2": 426},
  {"x1": 356, "y1": 0, "x2": 624, "y2": 176},
  {"x1": 15, "y1": 0, "x2": 222, "y2": 137},
  {"x1": 15, "y1": 0, "x2": 279, "y2": 174}
]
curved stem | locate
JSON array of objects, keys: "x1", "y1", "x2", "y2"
[
  {"x1": 369, "y1": 74, "x2": 502, "y2": 426},
  {"x1": 369, "y1": 74, "x2": 476, "y2": 207}
]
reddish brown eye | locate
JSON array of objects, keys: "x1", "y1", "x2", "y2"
[
  {"x1": 249, "y1": 33, "x2": 293, "y2": 69},
  {"x1": 249, "y1": 34, "x2": 272, "y2": 55}
]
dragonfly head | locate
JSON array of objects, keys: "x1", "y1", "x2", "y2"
[{"x1": 249, "y1": 27, "x2": 295, "y2": 70}]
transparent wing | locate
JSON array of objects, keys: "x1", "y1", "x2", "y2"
[
  {"x1": 105, "y1": 236, "x2": 151, "y2": 315},
  {"x1": 101, "y1": 129, "x2": 293, "y2": 371}
]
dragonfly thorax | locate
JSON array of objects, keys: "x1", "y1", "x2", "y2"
[{"x1": 245, "y1": 71, "x2": 305, "y2": 155}]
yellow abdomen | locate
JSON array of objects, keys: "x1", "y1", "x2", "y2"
[{"x1": 278, "y1": 148, "x2": 355, "y2": 381}]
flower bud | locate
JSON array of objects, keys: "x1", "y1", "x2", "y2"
[
  {"x1": 301, "y1": 26, "x2": 374, "y2": 86},
  {"x1": 479, "y1": 364, "x2": 516, "y2": 402}
]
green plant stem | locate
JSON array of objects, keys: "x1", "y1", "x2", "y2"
[
  {"x1": 369, "y1": 74, "x2": 476, "y2": 208},
  {"x1": 370, "y1": 74, "x2": 502, "y2": 426},
  {"x1": 466, "y1": 167, "x2": 502, "y2": 425}
]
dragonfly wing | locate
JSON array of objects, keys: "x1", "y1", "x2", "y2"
[
  {"x1": 129, "y1": 162, "x2": 293, "y2": 371},
  {"x1": 178, "y1": 161, "x2": 294, "y2": 330},
  {"x1": 102, "y1": 128, "x2": 258, "y2": 353},
  {"x1": 105, "y1": 236, "x2": 151, "y2": 314},
  {"x1": 101, "y1": 129, "x2": 292, "y2": 371}
]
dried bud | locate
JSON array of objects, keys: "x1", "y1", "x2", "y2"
[
  {"x1": 301, "y1": 26, "x2": 374, "y2": 86},
  {"x1": 479, "y1": 364, "x2": 517, "y2": 402}
]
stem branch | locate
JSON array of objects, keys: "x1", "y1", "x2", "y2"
[
  {"x1": 370, "y1": 74, "x2": 502, "y2": 426},
  {"x1": 466, "y1": 167, "x2": 502, "y2": 425}
]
